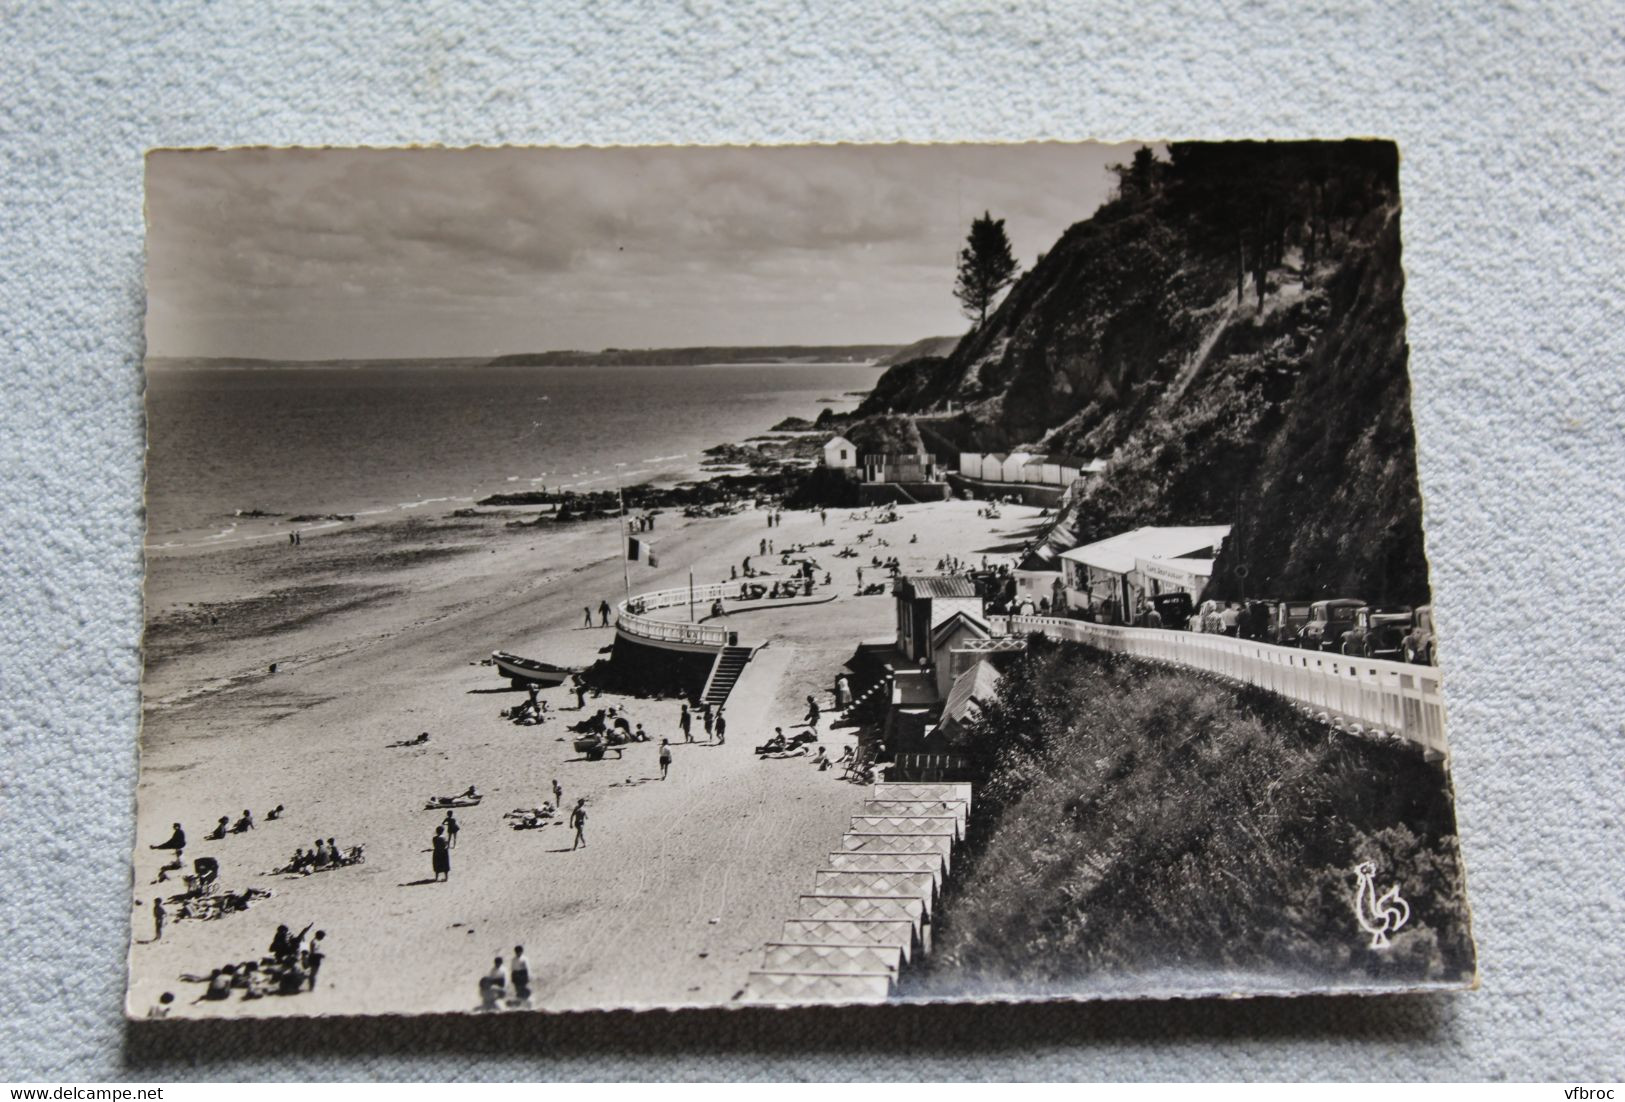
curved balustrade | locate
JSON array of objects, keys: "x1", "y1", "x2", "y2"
[
  {"x1": 997, "y1": 615, "x2": 1448, "y2": 759},
  {"x1": 616, "y1": 583, "x2": 735, "y2": 648}
]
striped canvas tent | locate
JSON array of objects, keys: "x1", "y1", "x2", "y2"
[
  {"x1": 737, "y1": 971, "x2": 892, "y2": 1004},
  {"x1": 814, "y1": 870, "x2": 937, "y2": 915},
  {"x1": 823, "y1": 851, "x2": 946, "y2": 885},
  {"x1": 797, "y1": 894, "x2": 926, "y2": 925},
  {"x1": 849, "y1": 815, "x2": 962, "y2": 841},
  {"x1": 862, "y1": 799, "x2": 967, "y2": 826},
  {"x1": 759, "y1": 943, "x2": 904, "y2": 975},
  {"x1": 873, "y1": 782, "x2": 974, "y2": 810},
  {"x1": 839, "y1": 833, "x2": 954, "y2": 871}
]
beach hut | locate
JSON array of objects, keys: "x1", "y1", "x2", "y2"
[
  {"x1": 957, "y1": 452, "x2": 984, "y2": 478},
  {"x1": 1021, "y1": 454, "x2": 1049, "y2": 483},
  {"x1": 978, "y1": 452, "x2": 1008, "y2": 482},
  {"x1": 823, "y1": 435, "x2": 857, "y2": 470},
  {"x1": 998, "y1": 451, "x2": 1035, "y2": 483}
]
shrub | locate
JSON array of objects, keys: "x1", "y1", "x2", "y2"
[{"x1": 912, "y1": 640, "x2": 1474, "y2": 995}]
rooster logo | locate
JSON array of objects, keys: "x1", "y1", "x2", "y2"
[{"x1": 1353, "y1": 861, "x2": 1410, "y2": 948}]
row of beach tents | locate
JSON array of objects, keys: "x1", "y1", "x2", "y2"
[{"x1": 735, "y1": 781, "x2": 972, "y2": 1004}]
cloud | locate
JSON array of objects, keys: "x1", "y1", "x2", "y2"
[{"x1": 145, "y1": 142, "x2": 1140, "y2": 358}]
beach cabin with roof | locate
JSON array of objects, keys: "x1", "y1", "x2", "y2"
[
  {"x1": 928, "y1": 609, "x2": 992, "y2": 698},
  {"x1": 823, "y1": 435, "x2": 856, "y2": 470},
  {"x1": 892, "y1": 574, "x2": 981, "y2": 664},
  {"x1": 957, "y1": 452, "x2": 984, "y2": 478},
  {"x1": 978, "y1": 452, "x2": 1008, "y2": 482},
  {"x1": 1020, "y1": 454, "x2": 1049, "y2": 484},
  {"x1": 998, "y1": 451, "x2": 1036, "y2": 483},
  {"x1": 1058, "y1": 525, "x2": 1231, "y2": 624}
]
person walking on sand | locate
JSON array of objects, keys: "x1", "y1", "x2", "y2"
[
  {"x1": 583, "y1": 606, "x2": 592, "y2": 628},
  {"x1": 431, "y1": 826, "x2": 451, "y2": 882},
  {"x1": 658, "y1": 739, "x2": 672, "y2": 780},
  {"x1": 821, "y1": 508, "x2": 827, "y2": 526},
  {"x1": 804, "y1": 694, "x2": 821, "y2": 728},
  {"x1": 305, "y1": 930, "x2": 326, "y2": 990},
  {"x1": 599, "y1": 599, "x2": 611, "y2": 627},
  {"x1": 443, "y1": 810, "x2": 460, "y2": 849},
  {"x1": 570, "y1": 799, "x2": 588, "y2": 850},
  {"x1": 702, "y1": 703, "x2": 714, "y2": 739},
  {"x1": 680, "y1": 702, "x2": 693, "y2": 743},
  {"x1": 552, "y1": 778, "x2": 563, "y2": 809},
  {"x1": 151, "y1": 897, "x2": 166, "y2": 942},
  {"x1": 714, "y1": 708, "x2": 726, "y2": 745}
]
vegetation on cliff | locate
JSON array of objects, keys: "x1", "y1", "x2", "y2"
[
  {"x1": 849, "y1": 141, "x2": 1428, "y2": 605},
  {"x1": 909, "y1": 636, "x2": 1474, "y2": 996}
]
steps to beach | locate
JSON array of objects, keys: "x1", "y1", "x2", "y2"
[
  {"x1": 700, "y1": 645, "x2": 754, "y2": 708},
  {"x1": 736, "y1": 781, "x2": 973, "y2": 1005}
]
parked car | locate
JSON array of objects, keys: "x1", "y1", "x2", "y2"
[
  {"x1": 1340, "y1": 606, "x2": 1412, "y2": 658},
  {"x1": 1403, "y1": 604, "x2": 1437, "y2": 665},
  {"x1": 1299, "y1": 598, "x2": 1364, "y2": 650},
  {"x1": 1262, "y1": 600, "x2": 1312, "y2": 646}
]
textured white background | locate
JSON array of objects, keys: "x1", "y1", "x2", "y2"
[{"x1": 2, "y1": 0, "x2": 1621, "y2": 1082}]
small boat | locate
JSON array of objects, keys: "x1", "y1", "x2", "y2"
[{"x1": 492, "y1": 651, "x2": 575, "y2": 688}]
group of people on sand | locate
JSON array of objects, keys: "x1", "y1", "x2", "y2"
[
  {"x1": 479, "y1": 946, "x2": 532, "y2": 1010},
  {"x1": 279, "y1": 836, "x2": 358, "y2": 875},
  {"x1": 192, "y1": 922, "x2": 327, "y2": 1004},
  {"x1": 677, "y1": 701, "x2": 726, "y2": 745},
  {"x1": 202, "y1": 804, "x2": 284, "y2": 841},
  {"x1": 583, "y1": 599, "x2": 613, "y2": 627}
]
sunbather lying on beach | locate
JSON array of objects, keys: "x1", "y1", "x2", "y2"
[
  {"x1": 425, "y1": 787, "x2": 481, "y2": 808},
  {"x1": 388, "y1": 732, "x2": 431, "y2": 748}
]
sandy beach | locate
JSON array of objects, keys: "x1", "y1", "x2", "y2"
[{"x1": 130, "y1": 497, "x2": 1048, "y2": 1017}]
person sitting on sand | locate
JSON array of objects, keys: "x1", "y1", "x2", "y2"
[
  {"x1": 206, "y1": 816, "x2": 230, "y2": 841},
  {"x1": 151, "y1": 823, "x2": 186, "y2": 852},
  {"x1": 266, "y1": 804, "x2": 284, "y2": 820},
  {"x1": 232, "y1": 809, "x2": 254, "y2": 833},
  {"x1": 480, "y1": 956, "x2": 507, "y2": 1010},
  {"x1": 201, "y1": 967, "x2": 232, "y2": 1001},
  {"x1": 326, "y1": 836, "x2": 342, "y2": 863}
]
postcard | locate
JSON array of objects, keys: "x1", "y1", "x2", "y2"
[{"x1": 132, "y1": 141, "x2": 1473, "y2": 1018}]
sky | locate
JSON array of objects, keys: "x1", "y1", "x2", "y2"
[{"x1": 144, "y1": 142, "x2": 1143, "y2": 360}]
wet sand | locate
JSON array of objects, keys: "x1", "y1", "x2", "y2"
[{"x1": 129, "y1": 498, "x2": 1050, "y2": 1017}]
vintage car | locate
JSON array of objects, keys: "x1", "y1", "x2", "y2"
[
  {"x1": 1299, "y1": 598, "x2": 1364, "y2": 650},
  {"x1": 1261, "y1": 600, "x2": 1312, "y2": 646},
  {"x1": 1340, "y1": 606, "x2": 1412, "y2": 658},
  {"x1": 1403, "y1": 604, "x2": 1438, "y2": 665}
]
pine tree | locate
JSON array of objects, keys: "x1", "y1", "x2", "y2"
[{"x1": 954, "y1": 211, "x2": 1020, "y2": 329}]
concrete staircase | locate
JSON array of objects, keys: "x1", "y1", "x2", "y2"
[
  {"x1": 735, "y1": 781, "x2": 973, "y2": 1004},
  {"x1": 700, "y1": 645, "x2": 754, "y2": 708}
]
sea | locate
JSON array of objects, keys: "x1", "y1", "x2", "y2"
[{"x1": 144, "y1": 359, "x2": 880, "y2": 548}]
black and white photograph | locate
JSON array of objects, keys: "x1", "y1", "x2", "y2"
[{"x1": 131, "y1": 140, "x2": 1475, "y2": 1018}]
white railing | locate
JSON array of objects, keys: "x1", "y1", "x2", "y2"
[
  {"x1": 995, "y1": 615, "x2": 1449, "y2": 759},
  {"x1": 617, "y1": 584, "x2": 733, "y2": 648}
]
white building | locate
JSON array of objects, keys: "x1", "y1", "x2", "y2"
[
  {"x1": 822, "y1": 435, "x2": 856, "y2": 470},
  {"x1": 957, "y1": 452, "x2": 984, "y2": 478},
  {"x1": 1058, "y1": 525, "x2": 1231, "y2": 623}
]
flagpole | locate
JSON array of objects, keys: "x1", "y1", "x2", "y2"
[
  {"x1": 689, "y1": 566, "x2": 695, "y2": 622},
  {"x1": 617, "y1": 468, "x2": 630, "y2": 603}
]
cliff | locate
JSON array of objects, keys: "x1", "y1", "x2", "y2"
[{"x1": 850, "y1": 141, "x2": 1429, "y2": 606}]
